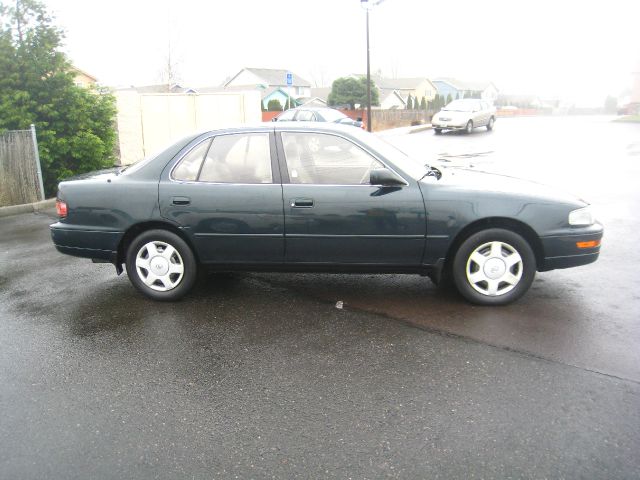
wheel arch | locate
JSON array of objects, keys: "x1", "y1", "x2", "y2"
[
  {"x1": 116, "y1": 221, "x2": 200, "y2": 267},
  {"x1": 443, "y1": 217, "x2": 544, "y2": 273}
]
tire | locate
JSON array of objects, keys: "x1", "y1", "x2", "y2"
[
  {"x1": 434, "y1": 128, "x2": 442, "y2": 135},
  {"x1": 452, "y1": 228, "x2": 536, "y2": 306},
  {"x1": 465, "y1": 120, "x2": 473, "y2": 134},
  {"x1": 126, "y1": 229, "x2": 197, "y2": 301},
  {"x1": 486, "y1": 116, "x2": 495, "y2": 131}
]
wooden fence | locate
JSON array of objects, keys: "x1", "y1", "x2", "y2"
[{"x1": 0, "y1": 128, "x2": 44, "y2": 207}]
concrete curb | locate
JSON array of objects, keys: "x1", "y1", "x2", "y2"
[
  {"x1": 0, "y1": 198, "x2": 56, "y2": 218},
  {"x1": 377, "y1": 124, "x2": 433, "y2": 136}
]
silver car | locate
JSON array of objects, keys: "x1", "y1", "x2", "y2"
[{"x1": 431, "y1": 99, "x2": 496, "y2": 134}]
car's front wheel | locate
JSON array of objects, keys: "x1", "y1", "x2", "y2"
[
  {"x1": 465, "y1": 120, "x2": 473, "y2": 134},
  {"x1": 452, "y1": 228, "x2": 536, "y2": 305},
  {"x1": 126, "y1": 229, "x2": 197, "y2": 301},
  {"x1": 486, "y1": 116, "x2": 495, "y2": 131},
  {"x1": 434, "y1": 128, "x2": 442, "y2": 135}
]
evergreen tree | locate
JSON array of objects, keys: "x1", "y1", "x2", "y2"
[
  {"x1": 328, "y1": 77, "x2": 379, "y2": 109},
  {"x1": 406, "y1": 95, "x2": 413, "y2": 110},
  {"x1": 420, "y1": 96, "x2": 427, "y2": 110},
  {"x1": 0, "y1": 0, "x2": 117, "y2": 196}
]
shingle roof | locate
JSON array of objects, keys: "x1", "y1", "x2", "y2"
[
  {"x1": 372, "y1": 76, "x2": 431, "y2": 90},
  {"x1": 228, "y1": 68, "x2": 311, "y2": 87},
  {"x1": 433, "y1": 78, "x2": 496, "y2": 92}
]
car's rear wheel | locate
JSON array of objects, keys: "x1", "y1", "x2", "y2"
[
  {"x1": 487, "y1": 116, "x2": 495, "y2": 131},
  {"x1": 452, "y1": 228, "x2": 536, "y2": 305},
  {"x1": 465, "y1": 120, "x2": 473, "y2": 134},
  {"x1": 434, "y1": 128, "x2": 442, "y2": 135},
  {"x1": 126, "y1": 229, "x2": 197, "y2": 301}
]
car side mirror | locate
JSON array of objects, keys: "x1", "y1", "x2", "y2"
[{"x1": 370, "y1": 168, "x2": 405, "y2": 186}]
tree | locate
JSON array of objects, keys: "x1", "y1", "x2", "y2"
[
  {"x1": 327, "y1": 77, "x2": 379, "y2": 110},
  {"x1": 0, "y1": 0, "x2": 116, "y2": 196},
  {"x1": 406, "y1": 95, "x2": 413, "y2": 110},
  {"x1": 446, "y1": 94, "x2": 453, "y2": 105},
  {"x1": 420, "y1": 96, "x2": 427, "y2": 110},
  {"x1": 267, "y1": 99, "x2": 283, "y2": 111}
]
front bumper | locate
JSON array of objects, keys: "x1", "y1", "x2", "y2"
[
  {"x1": 432, "y1": 120, "x2": 466, "y2": 130},
  {"x1": 539, "y1": 223, "x2": 603, "y2": 271}
]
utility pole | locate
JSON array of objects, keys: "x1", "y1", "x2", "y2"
[
  {"x1": 361, "y1": 0, "x2": 385, "y2": 132},
  {"x1": 365, "y1": 7, "x2": 372, "y2": 132}
]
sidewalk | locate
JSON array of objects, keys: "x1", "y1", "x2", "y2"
[{"x1": 0, "y1": 198, "x2": 56, "y2": 218}]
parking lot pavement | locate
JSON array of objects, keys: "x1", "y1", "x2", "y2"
[
  {"x1": 1, "y1": 205, "x2": 640, "y2": 478},
  {"x1": 1, "y1": 116, "x2": 639, "y2": 477}
]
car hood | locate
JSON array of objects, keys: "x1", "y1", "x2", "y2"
[
  {"x1": 434, "y1": 110, "x2": 470, "y2": 120},
  {"x1": 426, "y1": 167, "x2": 587, "y2": 206}
]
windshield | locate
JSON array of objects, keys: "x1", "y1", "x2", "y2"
[{"x1": 443, "y1": 100, "x2": 477, "y2": 112}]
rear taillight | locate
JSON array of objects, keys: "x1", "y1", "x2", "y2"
[{"x1": 56, "y1": 199, "x2": 68, "y2": 218}]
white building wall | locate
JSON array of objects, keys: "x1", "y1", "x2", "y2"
[{"x1": 115, "y1": 91, "x2": 261, "y2": 165}]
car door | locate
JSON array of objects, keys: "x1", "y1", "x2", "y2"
[
  {"x1": 277, "y1": 130, "x2": 426, "y2": 266},
  {"x1": 159, "y1": 131, "x2": 285, "y2": 264}
]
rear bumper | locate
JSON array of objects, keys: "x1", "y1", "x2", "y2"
[
  {"x1": 50, "y1": 223, "x2": 122, "y2": 262},
  {"x1": 539, "y1": 224, "x2": 603, "y2": 271}
]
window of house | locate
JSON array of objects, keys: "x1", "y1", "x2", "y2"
[
  {"x1": 281, "y1": 132, "x2": 382, "y2": 185},
  {"x1": 198, "y1": 133, "x2": 272, "y2": 184}
]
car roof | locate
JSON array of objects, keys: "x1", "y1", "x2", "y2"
[{"x1": 192, "y1": 122, "x2": 361, "y2": 136}]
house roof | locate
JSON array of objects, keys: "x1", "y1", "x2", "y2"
[
  {"x1": 380, "y1": 90, "x2": 406, "y2": 106},
  {"x1": 372, "y1": 76, "x2": 433, "y2": 90},
  {"x1": 70, "y1": 66, "x2": 97, "y2": 82},
  {"x1": 310, "y1": 87, "x2": 331, "y2": 102},
  {"x1": 125, "y1": 83, "x2": 197, "y2": 94},
  {"x1": 433, "y1": 78, "x2": 497, "y2": 92},
  {"x1": 225, "y1": 68, "x2": 311, "y2": 88}
]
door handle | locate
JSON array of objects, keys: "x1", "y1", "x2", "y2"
[
  {"x1": 172, "y1": 196, "x2": 191, "y2": 206},
  {"x1": 291, "y1": 198, "x2": 314, "y2": 208}
]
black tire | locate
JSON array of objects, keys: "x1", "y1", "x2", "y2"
[
  {"x1": 452, "y1": 228, "x2": 536, "y2": 306},
  {"x1": 126, "y1": 229, "x2": 197, "y2": 301},
  {"x1": 434, "y1": 128, "x2": 442, "y2": 135},
  {"x1": 465, "y1": 120, "x2": 473, "y2": 134},
  {"x1": 486, "y1": 116, "x2": 495, "y2": 131}
]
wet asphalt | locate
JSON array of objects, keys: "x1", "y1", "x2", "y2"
[{"x1": 1, "y1": 116, "x2": 639, "y2": 479}]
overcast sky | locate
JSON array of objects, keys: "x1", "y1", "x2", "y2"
[{"x1": 44, "y1": 0, "x2": 640, "y2": 106}]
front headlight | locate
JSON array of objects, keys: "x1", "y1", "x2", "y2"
[{"x1": 569, "y1": 206, "x2": 595, "y2": 226}]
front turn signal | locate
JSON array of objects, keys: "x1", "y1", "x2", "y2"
[{"x1": 576, "y1": 240, "x2": 600, "y2": 249}]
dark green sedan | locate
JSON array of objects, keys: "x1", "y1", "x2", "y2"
[{"x1": 50, "y1": 123, "x2": 603, "y2": 305}]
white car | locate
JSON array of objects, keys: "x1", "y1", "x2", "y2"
[{"x1": 431, "y1": 99, "x2": 496, "y2": 134}]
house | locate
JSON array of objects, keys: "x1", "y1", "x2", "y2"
[
  {"x1": 372, "y1": 76, "x2": 437, "y2": 105},
  {"x1": 432, "y1": 78, "x2": 499, "y2": 103},
  {"x1": 224, "y1": 68, "x2": 312, "y2": 109},
  {"x1": 379, "y1": 90, "x2": 407, "y2": 109},
  {"x1": 70, "y1": 66, "x2": 97, "y2": 88},
  {"x1": 347, "y1": 75, "x2": 436, "y2": 109}
]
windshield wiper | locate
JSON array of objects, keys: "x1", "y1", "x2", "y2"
[{"x1": 421, "y1": 164, "x2": 442, "y2": 180}]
